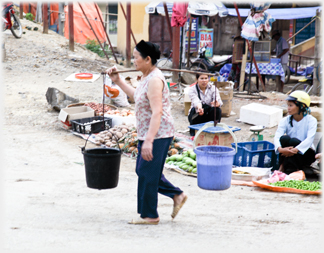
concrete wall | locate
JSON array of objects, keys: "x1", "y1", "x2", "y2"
[
  {"x1": 290, "y1": 37, "x2": 315, "y2": 57},
  {"x1": 117, "y1": 3, "x2": 149, "y2": 57}
]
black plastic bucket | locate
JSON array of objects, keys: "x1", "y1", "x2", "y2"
[{"x1": 82, "y1": 147, "x2": 121, "y2": 190}]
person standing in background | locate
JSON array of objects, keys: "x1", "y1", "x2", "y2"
[{"x1": 272, "y1": 30, "x2": 289, "y2": 92}]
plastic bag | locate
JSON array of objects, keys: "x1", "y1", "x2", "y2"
[{"x1": 104, "y1": 75, "x2": 130, "y2": 107}]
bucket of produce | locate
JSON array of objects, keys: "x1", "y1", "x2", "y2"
[
  {"x1": 194, "y1": 145, "x2": 235, "y2": 190},
  {"x1": 81, "y1": 134, "x2": 122, "y2": 190}
]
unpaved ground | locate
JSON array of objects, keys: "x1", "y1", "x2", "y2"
[{"x1": 1, "y1": 19, "x2": 323, "y2": 252}]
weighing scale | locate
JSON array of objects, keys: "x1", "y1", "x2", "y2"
[{"x1": 249, "y1": 125, "x2": 265, "y2": 141}]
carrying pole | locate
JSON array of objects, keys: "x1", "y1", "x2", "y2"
[
  {"x1": 78, "y1": 2, "x2": 110, "y2": 60},
  {"x1": 234, "y1": 3, "x2": 265, "y2": 92},
  {"x1": 94, "y1": 3, "x2": 118, "y2": 63}
]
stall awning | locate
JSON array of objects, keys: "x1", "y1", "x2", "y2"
[
  {"x1": 145, "y1": 1, "x2": 228, "y2": 17},
  {"x1": 228, "y1": 6, "x2": 321, "y2": 20}
]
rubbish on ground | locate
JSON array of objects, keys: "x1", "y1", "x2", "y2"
[{"x1": 46, "y1": 87, "x2": 79, "y2": 111}]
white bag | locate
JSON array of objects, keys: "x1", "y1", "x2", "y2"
[{"x1": 104, "y1": 75, "x2": 130, "y2": 107}]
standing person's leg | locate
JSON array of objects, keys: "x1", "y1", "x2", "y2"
[{"x1": 136, "y1": 137, "x2": 185, "y2": 220}]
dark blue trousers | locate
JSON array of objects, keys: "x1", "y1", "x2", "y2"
[
  {"x1": 279, "y1": 135, "x2": 316, "y2": 173},
  {"x1": 136, "y1": 137, "x2": 183, "y2": 218}
]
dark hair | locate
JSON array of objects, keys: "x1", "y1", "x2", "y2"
[
  {"x1": 195, "y1": 69, "x2": 209, "y2": 80},
  {"x1": 135, "y1": 40, "x2": 161, "y2": 65}
]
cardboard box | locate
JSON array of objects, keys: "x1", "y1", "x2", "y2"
[
  {"x1": 194, "y1": 130, "x2": 234, "y2": 147},
  {"x1": 184, "y1": 92, "x2": 191, "y2": 116},
  {"x1": 311, "y1": 107, "x2": 322, "y2": 132},
  {"x1": 240, "y1": 103, "x2": 283, "y2": 128},
  {"x1": 217, "y1": 82, "x2": 233, "y2": 117},
  {"x1": 58, "y1": 106, "x2": 95, "y2": 129}
]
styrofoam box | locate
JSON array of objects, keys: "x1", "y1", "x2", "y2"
[
  {"x1": 240, "y1": 103, "x2": 283, "y2": 128},
  {"x1": 104, "y1": 114, "x2": 136, "y2": 127}
]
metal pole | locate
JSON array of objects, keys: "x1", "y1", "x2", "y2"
[
  {"x1": 58, "y1": 3, "x2": 64, "y2": 36},
  {"x1": 43, "y1": 2, "x2": 48, "y2": 34},
  {"x1": 186, "y1": 15, "x2": 193, "y2": 68},
  {"x1": 163, "y1": 2, "x2": 173, "y2": 42},
  {"x1": 172, "y1": 26, "x2": 180, "y2": 82},
  {"x1": 312, "y1": 9, "x2": 321, "y2": 96},
  {"x1": 68, "y1": 3, "x2": 74, "y2": 51},
  {"x1": 119, "y1": 3, "x2": 137, "y2": 45},
  {"x1": 79, "y1": 2, "x2": 111, "y2": 60},
  {"x1": 94, "y1": 3, "x2": 119, "y2": 63},
  {"x1": 126, "y1": 3, "x2": 131, "y2": 68}
]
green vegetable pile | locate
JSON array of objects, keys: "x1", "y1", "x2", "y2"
[
  {"x1": 165, "y1": 149, "x2": 197, "y2": 174},
  {"x1": 269, "y1": 180, "x2": 322, "y2": 191}
]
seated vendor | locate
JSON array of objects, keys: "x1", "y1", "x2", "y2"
[
  {"x1": 187, "y1": 70, "x2": 223, "y2": 136},
  {"x1": 274, "y1": 91, "x2": 317, "y2": 175}
]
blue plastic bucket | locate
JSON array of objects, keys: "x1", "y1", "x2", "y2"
[{"x1": 194, "y1": 145, "x2": 235, "y2": 190}]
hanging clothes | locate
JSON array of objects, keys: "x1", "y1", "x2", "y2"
[
  {"x1": 241, "y1": 3, "x2": 275, "y2": 41},
  {"x1": 171, "y1": 2, "x2": 188, "y2": 27}
]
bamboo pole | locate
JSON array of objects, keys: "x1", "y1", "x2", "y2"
[
  {"x1": 94, "y1": 3, "x2": 118, "y2": 63},
  {"x1": 101, "y1": 68, "x2": 216, "y2": 76},
  {"x1": 78, "y1": 2, "x2": 110, "y2": 60}
]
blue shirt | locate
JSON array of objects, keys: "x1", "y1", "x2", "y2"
[{"x1": 274, "y1": 114, "x2": 317, "y2": 154}]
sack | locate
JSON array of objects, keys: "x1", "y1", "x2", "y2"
[{"x1": 104, "y1": 76, "x2": 130, "y2": 107}]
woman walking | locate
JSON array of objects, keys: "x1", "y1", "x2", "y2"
[{"x1": 106, "y1": 40, "x2": 187, "y2": 225}]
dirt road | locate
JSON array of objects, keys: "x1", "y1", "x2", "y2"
[{"x1": 2, "y1": 19, "x2": 322, "y2": 252}]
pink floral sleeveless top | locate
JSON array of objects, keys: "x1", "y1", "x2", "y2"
[{"x1": 134, "y1": 68, "x2": 174, "y2": 140}]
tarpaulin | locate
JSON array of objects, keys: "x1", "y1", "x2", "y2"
[
  {"x1": 64, "y1": 2, "x2": 106, "y2": 45},
  {"x1": 228, "y1": 6, "x2": 321, "y2": 20},
  {"x1": 21, "y1": 2, "x2": 37, "y2": 19}
]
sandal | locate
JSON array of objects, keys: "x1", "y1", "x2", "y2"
[
  {"x1": 171, "y1": 195, "x2": 188, "y2": 219},
  {"x1": 128, "y1": 218, "x2": 159, "y2": 225}
]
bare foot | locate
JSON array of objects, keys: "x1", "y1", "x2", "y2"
[
  {"x1": 173, "y1": 192, "x2": 187, "y2": 207},
  {"x1": 171, "y1": 193, "x2": 188, "y2": 219},
  {"x1": 142, "y1": 217, "x2": 160, "y2": 223},
  {"x1": 279, "y1": 164, "x2": 284, "y2": 172}
]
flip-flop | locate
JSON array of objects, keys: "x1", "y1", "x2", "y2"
[
  {"x1": 128, "y1": 218, "x2": 159, "y2": 225},
  {"x1": 171, "y1": 195, "x2": 188, "y2": 219}
]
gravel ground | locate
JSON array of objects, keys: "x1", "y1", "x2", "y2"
[{"x1": 1, "y1": 19, "x2": 323, "y2": 253}]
